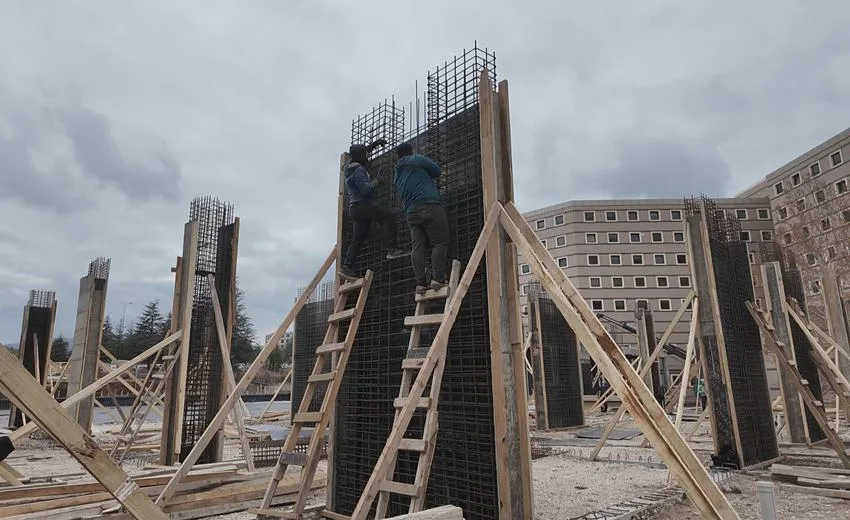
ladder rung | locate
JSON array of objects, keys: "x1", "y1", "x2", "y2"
[
  {"x1": 814, "y1": 400, "x2": 823, "y2": 407},
  {"x1": 404, "y1": 314, "x2": 444, "y2": 327},
  {"x1": 380, "y1": 479, "x2": 420, "y2": 496},
  {"x1": 800, "y1": 379, "x2": 809, "y2": 385},
  {"x1": 161, "y1": 355, "x2": 176, "y2": 361},
  {"x1": 249, "y1": 508, "x2": 298, "y2": 519},
  {"x1": 308, "y1": 372, "x2": 337, "y2": 384},
  {"x1": 398, "y1": 438, "x2": 427, "y2": 452},
  {"x1": 293, "y1": 412, "x2": 324, "y2": 424},
  {"x1": 316, "y1": 342, "x2": 346, "y2": 355},
  {"x1": 328, "y1": 308, "x2": 357, "y2": 323},
  {"x1": 339, "y1": 278, "x2": 365, "y2": 293},
  {"x1": 277, "y1": 451, "x2": 308, "y2": 466},
  {"x1": 402, "y1": 358, "x2": 425, "y2": 370},
  {"x1": 415, "y1": 286, "x2": 449, "y2": 302},
  {"x1": 394, "y1": 397, "x2": 430, "y2": 409},
  {"x1": 151, "y1": 373, "x2": 165, "y2": 379},
  {"x1": 320, "y1": 511, "x2": 351, "y2": 520},
  {"x1": 406, "y1": 347, "x2": 430, "y2": 359}
]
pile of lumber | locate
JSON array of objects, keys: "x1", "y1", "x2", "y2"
[
  {"x1": 771, "y1": 463, "x2": 850, "y2": 500},
  {"x1": 385, "y1": 506, "x2": 465, "y2": 519},
  {"x1": 0, "y1": 462, "x2": 325, "y2": 519}
]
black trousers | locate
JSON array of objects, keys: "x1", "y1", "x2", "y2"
[
  {"x1": 343, "y1": 201, "x2": 398, "y2": 268},
  {"x1": 405, "y1": 202, "x2": 449, "y2": 285}
]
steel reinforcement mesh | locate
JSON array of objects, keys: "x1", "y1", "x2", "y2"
[
  {"x1": 537, "y1": 292, "x2": 584, "y2": 429},
  {"x1": 753, "y1": 244, "x2": 826, "y2": 443},
  {"x1": 9, "y1": 290, "x2": 56, "y2": 428},
  {"x1": 686, "y1": 196, "x2": 778, "y2": 468},
  {"x1": 330, "y1": 45, "x2": 499, "y2": 520},
  {"x1": 180, "y1": 197, "x2": 236, "y2": 463},
  {"x1": 291, "y1": 281, "x2": 335, "y2": 419}
]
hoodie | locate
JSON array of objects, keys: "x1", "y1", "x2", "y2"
[
  {"x1": 344, "y1": 162, "x2": 377, "y2": 206},
  {"x1": 393, "y1": 154, "x2": 442, "y2": 213}
]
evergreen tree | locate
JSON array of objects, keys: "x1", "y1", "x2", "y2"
[
  {"x1": 50, "y1": 335, "x2": 72, "y2": 362},
  {"x1": 231, "y1": 285, "x2": 258, "y2": 366},
  {"x1": 102, "y1": 315, "x2": 122, "y2": 357},
  {"x1": 126, "y1": 300, "x2": 163, "y2": 358}
]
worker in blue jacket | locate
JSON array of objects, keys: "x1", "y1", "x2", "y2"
[
  {"x1": 341, "y1": 139, "x2": 409, "y2": 279},
  {"x1": 394, "y1": 142, "x2": 450, "y2": 294}
]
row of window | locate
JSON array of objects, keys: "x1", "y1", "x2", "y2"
[
  {"x1": 586, "y1": 275, "x2": 691, "y2": 289},
  {"x1": 779, "y1": 209, "x2": 850, "y2": 248},
  {"x1": 589, "y1": 298, "x2": 682, "y2": 312},
  {"x1": 519, "y1": 252, "x2": 689, "y2": 273},
  {"x1": 773, "y1": 149, "x2": 844, "y2": 195},
  {"x1": 583, "y1": 230, "x2": 686, "y2": 245},
  {"x1": 775, "y1": 179, "x2": 849, "y2": 221},
  {"x1": 535, "y1": 208, "x2": 686, "y2": 230}
]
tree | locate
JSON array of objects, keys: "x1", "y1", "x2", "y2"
[
  {"x1": 125, "y1": 300, "x2": 165, "y2": 359},
  {"x1": 231, "y1": 285, "x2": 258, "y2": 366},
  {"x1": 102, "y1": 315, "x2": 123, "y2": 357},
  {"x1": 50, "y1": 335, "x2": 71, "y2": 362}
]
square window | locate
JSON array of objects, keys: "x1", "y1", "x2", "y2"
[
  {"x1": 774, "y1": 182, "x2": 784, "y2": 195},
  {"x1": 607, "y1": 232, "x2": 620, "y2": 243},
  {"x1": 811, "y1": 161, "x2": 821, "y2": 177},
  {"x1": 541, "y1": 239, "x2": 548, "y2": 248},
  {"x1": 554, "y1": 214, "x2": 565, "y2": 226},
  {"x1": 844, "y1": 209, "x2": 850, "y2": 223},
  {"x1": 828, "y1": 246, "x2": 837, "y2": 260},
  {"x1": 612, "y1": 276, "x2": 624, "y2": 288},
  {"x1": 656, "y1": 276, "x2": 669, "y2": 288},
  {"x1": 735, "y1": 209, "x2": 748, "y2": 220},
  {"x1": 673, "y1": 232, "x2": 684, "y2": 243},
  {"x1": 520, "y1": 264, "x2": 530, "y2": 275},
  {"x1": 649, "y1": 210, "x2": 660, "y2": 221},
  {"x1": 821, "y1": 217, "x2": 832, "y2": 231},
  {"x1": 654, "y1": 254, "x2": 666, "y2": 265},
  {"x1": 520, "y1": 284, "x2": 528, "y2": 296},
  {"x1": 802, "y1": 225, "x2": 810, "y2": 237},
  {"x1": 816, "y1": 189, "x2": 826, "y2": 203},
  {"x1": 651, "y1": 232, "x2": 663, "y2": 243},
  {"x1": 659, "y1": 299, "x2": 672, "y2": 311},
  {"x1": 757, "y1": 208, "x2": 770, "y2": 220},
  {"x1": 676, "y1": 253, "x2": 687, "y2": 265},
  {"x1": 740, "y1": 231, "x2": 751, "y2": 241},
  {"x1": 811, "y1": 280, "x2": 821, "y2": 294},
  {"x1": 557, "y1": 257, "x2": 568, "y2": 268},
  {"x1": 589, "y1": 276, "x2": 602, "y2": 288},
  {"x1": 587, "y1": 254, "x2": 600, "y2": 265},
  {"x1": 783, "y1": 232, "x2": 792, "y2": 245},
  {"x1": 535, "y1": 219, "x2": 546, "y2": 230},
  {"x1": 521, "y1": 305, "x2": 528, "y2": 315},
  {"x1": 630, "y1": 232, "x2": 642, "y2": 243},
  {"x1": 634, "y1": 276, "x2": 647, "y2": 288},
  {"x1": 749, "y1": 252, "x2": 756, "y2": 264},
  {"x1": 610, "y1": 254, "x2": 622, "y2": 265},
  {"x1": 585, "y1": 232, "x2": 597, "y2": 244},
  {"x1": 791, "y1": 172, "x2": 802, "y2": 186},
  {"x1": 761, "y1": 230, "x2": 773, "y2": 241},
  {"x1": 778, "y1": 207, "x2": 788, "y2": 220},
  {"x1": 796, "y1": 198, "x2": 806, "y2": 212},
  {"x1": 670, "y1": 210, "x2": 683, "y2": 221},
  {"x1": 556, "y1": 235, "x2": 567, "y2": 247},
  {"x1": 605, "y1": 211, "x2": 617, "y2": 221},
  {"x1": 831, "y1": 150, "x2": 843, "y2": 167},
  {"x1": 679, "y1": 276, "x2": 691, "y2": 287},
  {"x1": 627, "y1": 210, "x2": 639, "y2": 221},
  {"x1": 805, "y1": 253, "x2": 817, "y2": 266},
  {"x1": 632, "y1": 254, "x2": 644, "y2": 265},
  {"x1": 836, "y1": 179, "x2": 848, "y2": 195},
  {"x1": 614, "y1": 300, "x2": 627, "y2": 311},
  {"x1": 584, "y1": 211, "x2": 596, "y2": 222},
  {"x1": 591, "y1": 300, "x2": 604, "y2": 311}
]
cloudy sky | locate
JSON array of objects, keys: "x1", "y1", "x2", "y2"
[{"x1": 1, "y1": 1, "x2": 849, "y2": 344}]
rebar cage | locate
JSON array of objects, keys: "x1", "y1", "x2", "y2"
[{"x1": 9, "y1": 290, "x2": 56, "y2": 427}]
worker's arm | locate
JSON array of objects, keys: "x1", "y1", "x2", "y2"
[
  {"x1": 352, "y1": 165, "x2": 376, "y2": 195},
  {"x1": 409, "y1": 154, "x2": 442, "y2": 178}
]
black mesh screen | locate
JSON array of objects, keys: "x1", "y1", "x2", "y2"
[
  {"x1": 538, "y1": 294, "x2": 584, "y2": 429},
  {"x1": 9, "y1": 291, "x2": 55, "y2": 428},
  {"x1": 291, "y1": 282, "x2": 335, "y2": 419},
  {"x1": 329, "y1": 46, "x2": 501, "y2": 520}
]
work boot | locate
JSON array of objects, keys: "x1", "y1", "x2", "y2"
[
  {"x1": 386, "y1": 248, "x2": 411, "y2": 260},
  {"x1": 339, "y1": 265, "x2": 359, "y2": 280},
  {"x1": 430, "y1": 279, "x2": 448, "y2": 291},
  {"x1": 415, "y1": 285, "x2": 428, "y2": 295}
]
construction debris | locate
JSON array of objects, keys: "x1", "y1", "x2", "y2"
[{"x1": 770, "y1": 463, "x2": 850, "y2": 499}]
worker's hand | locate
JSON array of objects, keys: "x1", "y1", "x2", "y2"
[{"x1": 369, "y1": 138, "x2": 388, "y2": 150}]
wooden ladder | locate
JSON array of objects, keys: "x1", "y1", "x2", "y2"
[
  {"x1": 747, "y1": 302, "x2": 850, "y2": 468},
  {"x1": 368, "y1": 260, "x2": 461, "y2": 519},
  {"x1": 252, "y1": 269, "x2": 374, "y2": 519}
]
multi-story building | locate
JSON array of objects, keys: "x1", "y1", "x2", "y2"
[
  {"x1": 738, "y1": 127, "x2": 850, "y2": 308},
  {"x1": 519, "y1": 198, "x2": 773, "y2": 394}
]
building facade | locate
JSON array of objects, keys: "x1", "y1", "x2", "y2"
[{"x1": 519, "y1": 197, "x2": 773, "y2": 394}]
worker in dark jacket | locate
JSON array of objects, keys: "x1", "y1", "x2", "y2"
[
  {"x1": 394, "y1": 142, "x2": 449, "y2": 294},
  {"x1": 341, "y1": 139, "x2": 409, "y2": 279}
]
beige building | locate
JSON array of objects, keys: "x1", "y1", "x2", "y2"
[
  {"x1": 738, "y1": 127, "x2": 850, "y2": 307},
  {"x1": 519, "y1": 198, "x2": 773, "y2": 392}
]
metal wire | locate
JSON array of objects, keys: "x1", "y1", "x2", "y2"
[
  {"x1": 87, "y1": 257, "x2": 111, "y2": 280},
  {"x1": 9, "y1": 291, "x2": 56, "y2": 427}
]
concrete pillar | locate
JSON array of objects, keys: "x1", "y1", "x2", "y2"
[{"x1": 821, "y1": 268, "x2": 850, "y2": 382}]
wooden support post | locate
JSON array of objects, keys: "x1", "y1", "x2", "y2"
[
  {"x1": 500, "y1": 203, "x2": 739, "y2": 520},
  {"x1": 156, "y1": 247, "x2": 337, "y2": 506},
  {"x1": 208, "y1": 274, "x2": 255, "y2": 472},
  {"x1": 821, "y1": 268, "x2": 850, "y2": 383},
  {"x1": 10, "y1": 330, "x2": 181, "y2": 443},
  {"x1": 674, "y1": 300, "x2": 699, "y2": 432},
  {"x1": 635, "y1": 304, "x2": 653, "y2": 391},
  {"x1": 0, "y1": 461, "x2": 23, "y2": 486},
  {"x1": 0, "y1": 345, "x2": 167, "y2": 520},
  {"x1": 761, "y1": 262, "x2": 807, "y2": 443},
  {"x1": 527, "y1": 284, "x2": 548, "y2": 430},
  {"x1": 161, "y1": 221, "x2": 198, "y2": 465},
  {"x1": 479, "y1": 72, "x2": 532, "y2": 519},
  {"x1": 259, "y1": 369, "x2": 292, "y2": 422}
]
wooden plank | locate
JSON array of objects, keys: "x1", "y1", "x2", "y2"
[
  {"x1": 674, "y1": 300, "x2": 699, "y2": 433},
  {"x1": 328, "y1": 308, "x2": 357, "y2": 323},
  {"x1": 404, "y1": 314, "x2": 445, "y2": 327},
  {"x1": 156, "y1": 247, "x2": 337, "y2": 505},
  {"x1": 385, "y1": 505, "x2": 464, "y2": 520},
  {"x1": 784, "y1": 483, "x2": 850, "y2": 499},
  {"x1": 308, "y1": 372, "x2": 337, "y2": 383},
  {"x1": 380, "y1": 480, "x2": 419, "y2": 496},
  {"x1": 316, "y1": 343, "x2": 346, "y2": 355},
  {"x1": 339, "y1": 278, "x2": 365, "y2": 293},
  {"x1": 393, "y1": 397, "x2": 430, "y2": 409},
  {"x1": 500, "y1": 202, "x2": 739, "y2": 520},
  {"x1": 0, "y1": 461, "x2": 22, "y2": 486},
  {"x1": 398, "y1": 439, "x2": 427, "y2": 452},
  {"x1": 348, "y1": 208, "x2": 499, "y2": 520},
  {"x1": 292, "y1": 412, "x2": 324, "y2": 424},
  {"x1": 0, "y1": 347, "x2": 167, "y2": 520},
  {"x1": 173, "y1": 221, "x2": 199, "y2": 462},
  {"x1": 414, "y1": 286, "x2": 449, "y2": 302}
]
